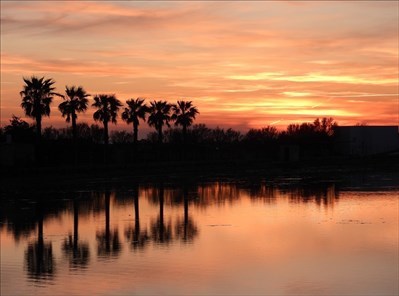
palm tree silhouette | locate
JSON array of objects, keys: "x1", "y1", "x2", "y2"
[
  {"x1": 20, "y1": 76, "x2": 61, "y2": 140},
  {"x1": 121, "y1": 98, "x2": 148, "y2": 145},
  {"x1": 58, "y1": 86, "x2": 90, "y2": 142},
  {"x1": 172, "y1": 100, "x2": 199, "y2": 143},
  {"x1": 92, "y1": 94, "x2": 122, "y2": 144},
  {"x1": 147, "y1": 100, "x2": 172, "y2": 144}
]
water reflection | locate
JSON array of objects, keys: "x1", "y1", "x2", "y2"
[
  {"x1": 62, "y1": 199, "x2": 90, "y2": 269},
  {"x1": 125, "y1": 185, "x2": 150, "y2": 251},
  {"x1": 284, "y1": 183, "x2": 339, "y2": 207},
  {"x1": 24, "y1": 204, "x2": 55, "y2": 282},
  {"x1": 150, "y1": 184, "x2": 173, "y2": 245},
  {"x1": 1, "y1": 180, "x2": 344, "y2": 245},
  {"x1": 96, "y1": 191, "x2": 122, "y2": 259},
  {"x1": 1, "y1": 177, "x2": 398, "y2": 294},
  {"x1": 175, "y1": 185, "x2": 199, "y2": 243},
  {"x1": 2, "y1": 180, "x2": 344, "y2": 250}
]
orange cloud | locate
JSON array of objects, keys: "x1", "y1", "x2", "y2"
[{"x1": 1, "y1": 1, "x2": 398, "y2": 132}]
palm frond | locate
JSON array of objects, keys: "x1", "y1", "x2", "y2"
[
  {"x1": 171, "y1": 100, "x2": 199, "y2": 129},
  {"x1": 92, "y1": 94, "x2": 122, "y2": 124}
]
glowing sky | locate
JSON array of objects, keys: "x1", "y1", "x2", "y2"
[{"x1": 1, "y1": 1, "x2": 398, "y2": 134}]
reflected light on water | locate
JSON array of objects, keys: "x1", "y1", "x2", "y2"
[{"x1": 1, "y1": 180, "x2": 398, "y2": 295}]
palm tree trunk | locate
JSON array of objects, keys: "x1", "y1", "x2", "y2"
[
  {"x1": 182, "y1": 124, "x2": 187, "y2": 160},
  {"x1": 158, "y1": 126, "x2": 163, "y2": 144},
  {"x1": 35, "y1": 115, "x2": 42, "y2": 164},
  {"x1": 72, "y1": 115, "x2": 78, "y2": 165},
  {"x1": 182, "y1": 125, "x2": 187, "y2": 144},
  {"x1": 103, "y1": 121, "x2": 109, "y2": 145},
  {"x1": 72, "y1": 114, "x2": 77, "y2": 143},
  {"x1": 133, "y1": 123, "x2": 138, "y2": 144},
  {"x1": 36, "y1": 115, "x2": 42, "y2": 141}
]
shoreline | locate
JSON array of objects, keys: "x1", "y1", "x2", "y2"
[{"x1": 1, "y1": 153, "x2": 398, "y2": 191}]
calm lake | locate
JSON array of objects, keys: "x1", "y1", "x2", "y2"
[{"x1": 1, "y1": 176, "x2": 398, "y2": 295}]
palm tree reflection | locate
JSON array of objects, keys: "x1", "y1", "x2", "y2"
[
  {"x1": 24, "y1": 206, "x2": 55, "y2": 282},
  {"x1": 96, "y1": 192, "x2": 122, "y2": 259},
  {"x1": 175, "y1": 186, "x2": 198, "y2": 243},
  {"x1": 125, "y1": 186, "x2": 150, "y2": 251},
  {"x1": 62, "y1": 199, "x2": 90, "y2": 269},
  {"x1": 150, "y1": 184, "x2": 173, "y2": 244}
]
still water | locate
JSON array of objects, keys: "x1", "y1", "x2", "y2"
[{"x1": 1, "y1": 177, "x2": 398, "y2": 295}]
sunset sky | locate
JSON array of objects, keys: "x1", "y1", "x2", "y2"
[{"x1": 1, "y1": 1, "x2": 398, "y2": 135}]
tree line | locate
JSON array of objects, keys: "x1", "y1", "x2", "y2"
[
  {"x1": 2, "y1": 75, "x2": 337, "y2": 146},
  {"x1": 1, "y1": 75, "x2": 341, "y2": 167},
  {"x1": 13, "y1": 76, "x2": 199, "y2": 145}
]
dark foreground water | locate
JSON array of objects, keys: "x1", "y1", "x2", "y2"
[{"x1": 1, "y1": 176, "x2": 398, "y2": 295}]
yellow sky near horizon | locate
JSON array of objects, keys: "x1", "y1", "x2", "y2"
[{"x1": 1, "y1": 1, "x2": 398, "y2": 135}]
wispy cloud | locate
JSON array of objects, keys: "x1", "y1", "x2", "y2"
[{"x1": 1, "y1": 1, "x2": 398, "y2": 130}]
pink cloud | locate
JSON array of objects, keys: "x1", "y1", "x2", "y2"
[{"x1": 1, "y1": 1, "x2": 398, "y2": 131}]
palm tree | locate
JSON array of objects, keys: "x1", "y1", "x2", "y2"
[
  {"x1": 121, "y1": 98, "x2": 148, "y2": 144},
  {"x1": 171, "y1": 100, "x2": 199, "y2": 143},
  {"x1": 20, "y1": 76, "x2": 61, "y2": 140},
  {"x1": 92, "y1": 94, "x2": 122, "y2": 144},
  {"x1": 58, "y1": 86, "x2": 90, "y2": 142},
  {"x1": 147, "y1": 100, "x2": 172, "y2": 143}
]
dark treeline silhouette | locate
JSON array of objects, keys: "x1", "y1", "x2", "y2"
[
  {"x1": 1, "y1": 75, "x2": 340, "y2": 167},
  {"x1": 0, "y1": 116, "x2": 339, "y2": 167},
  {"x1": 2, "y1": 115, "x2": 35, "y2": 143}
]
